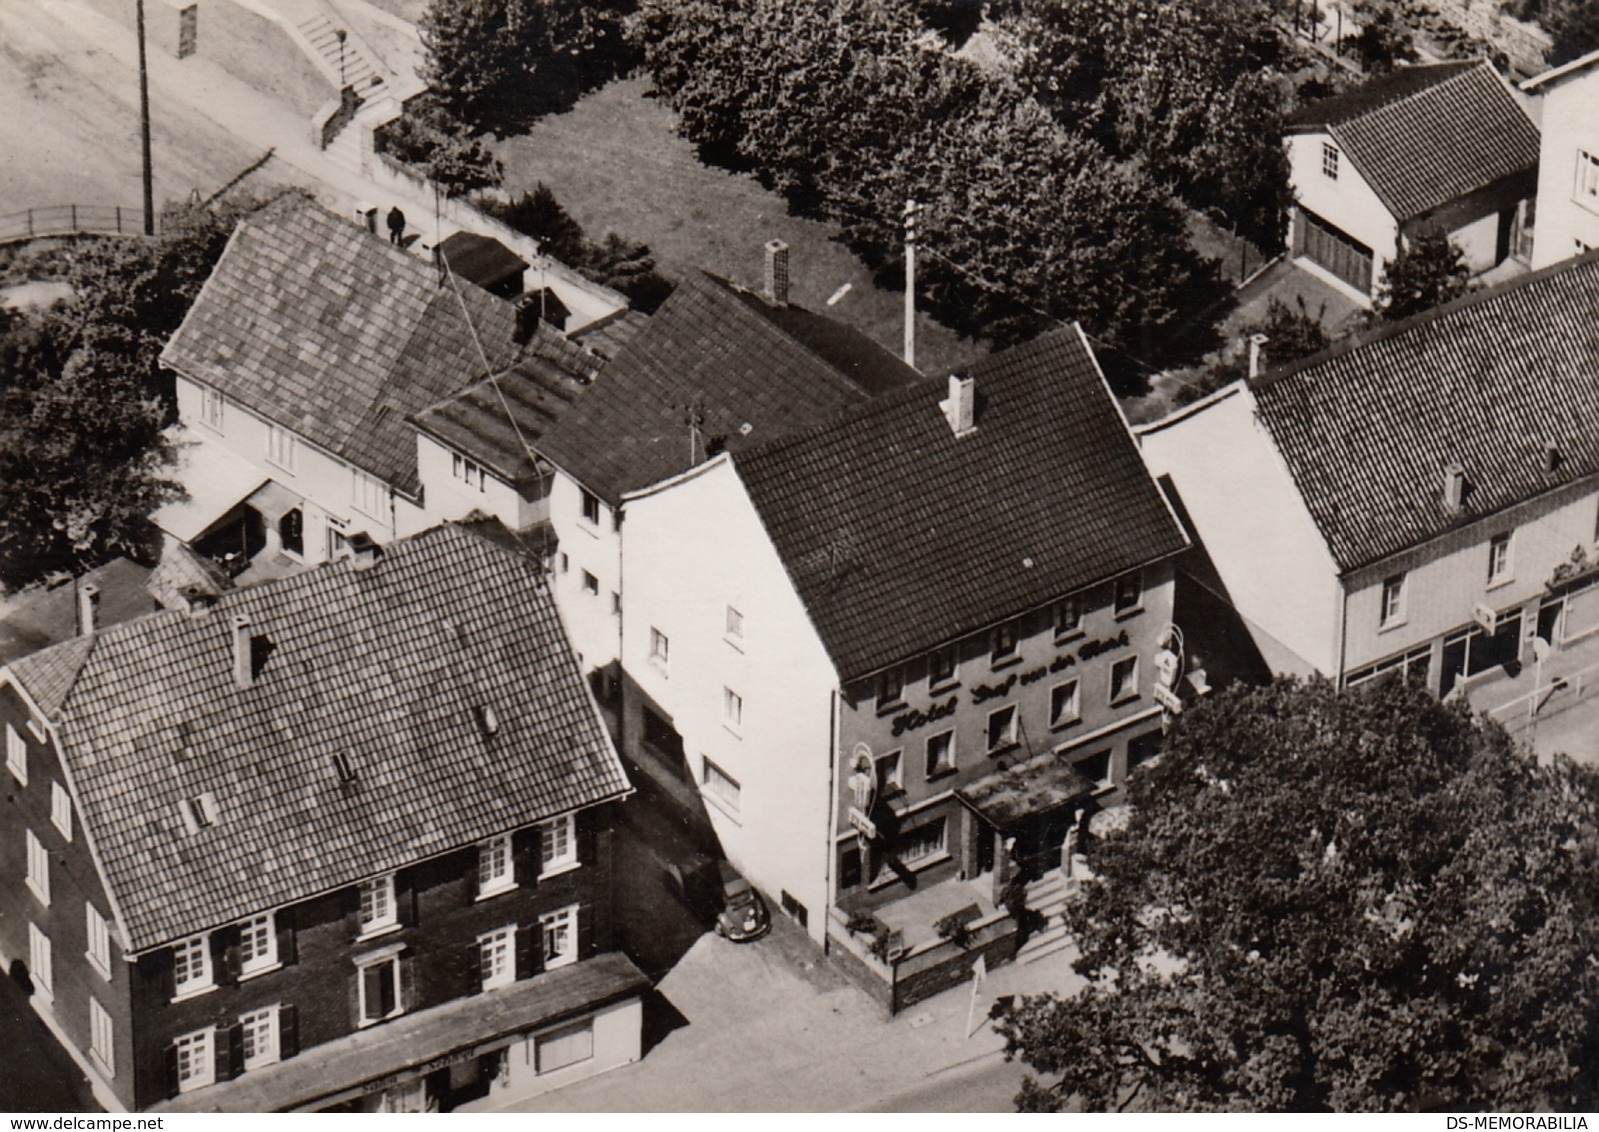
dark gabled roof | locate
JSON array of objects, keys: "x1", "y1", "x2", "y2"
[
  {"x1": 534, "y1": 272, "x2": 922, "y2": 504},
  {"x1": 1250, "y1": 251, "x2": 1599, "y2": 573},
  {"x1": 434, "y1": 230, "x2": 528, "y2": 290},
  {"x1": 735, "y1": 326, "x2": 1188, "y2": 681},
  {"x1": 0, "y1": 560, "x2": 154, "y2": 665},
  {"x1": 5, "y1": 523, "x2": 628, "y2": 952},
  {"x1": 1288, "y1": 61, "x2": 1540, "y2": 221},
  {"x1": 161, "y1": 198, "x2": 519, "y2": 495}
]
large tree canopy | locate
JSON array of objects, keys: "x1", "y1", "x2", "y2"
[
  {"x1": 1375, "y1": 229, "x2": 1472, "y2": 323},
  {"x1": 999, "y1": 678, "x2": 1599, "y2": 1112}
]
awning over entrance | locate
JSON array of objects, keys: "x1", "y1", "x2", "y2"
[
  {"x1": 246, "y1": 479, "x2": 302, "y2": 525},
  {"x1": 956, "y1": 750, "x2": 1097, "y2": 833},
  {"x1": 152, "y1": 430, "x2": 271, "y2": 542}
]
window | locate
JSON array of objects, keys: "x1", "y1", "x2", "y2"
[
  {"x1": 535, "y1": 1018, "x2": 594, "y2": 1074},
  {"x1": 172, "y1": 934, "x2": 212, "y2": 997},
  {"x1": 264, "y1": 424, "x2": 296, "y2": 472},
  {"x1": 1110, "y1": 656, "x2": 1140, "y2": 704},
  {"x1": 51, "y1": 781, "x2": 72, "y2": 840},
  {"x1": 1346, "y1": 644, "x2": 1433, "y2": 689},
  {"x1": 991, "y1": 622, "x2": 1019, "y2": 665},
  {"x1": 351, "y1": 469, "x2": 386, "y2": 518},
  {"x1": 1051, "y1": 680, "x2": 1081, "y2": 728},
  {"x1": 86, "y1": 903, "x2": 112, "y2": 979},
  {"x1": 173, "y1": 1028, "x2": 214, "y2": 1093},
  {"x1": 201, "y1": 387, "x2": 225, "y2": 432},
  {"x1": 357, "y1": 951, "x2": 403, "y2": 1025},
  {"x1": 898, "y1": 817, "x2": 947, "y2": 866},
  {"x1": 581, "y1": 570, "x2": 599, "y2": 595},
  {"x1": 1054, "y1": 597, "x2": 1084, "y2": 638},
  {"x1": 649, "y1": 627, "x2": 669, "y2": 668},
  {"x1": 538, "y1": 814, "x2": 577, "y2": 876},
  {"x1": 1488, "y1": 532, "x2": 1513, "y2": 584},
  {"x1": 1128, "y1": 731, "x2": 1162, "y2": 773},
  {"x1": 1322, "y1": 141, "x2": 1340, "y2": 180},
  {"x1": 239, "y1": 1006, "x2": 279, "y2": 1070},
  {"x1": 928, "y1": 646, "x2": 959, "y2": 688},
  {"x1": 925, "y1": 730, "x2": 955, "y2": 777},
  {"x1": 28, "y1": 922, "x2": 52, "y2": 1002},
  {"x1": 702, "y1": 757, "x2": 740, "y2": 812},
  {"x1": 611, "y1": 591, "x2": 622, "y2": 615},
  {"x1": 540, "y1": 905, "x2": 578, "y2": 970},
  {"x1": 1579, "y1": 150, "x2": 1599, "y2": 200},
  {"x1": 478, "y1": 927, "x2": 515, "y2": 991},
  {"x1": 1114, "y1": 572, "x2": 1143, "y2": 614},
  {"x1": 478, "y1": 834, "x2": 515, "y2": 896},
  {"x1": 875, "y1": 750, "x2": 903, "y2": 795},
  {"x1": 1075, "y1": 748, "x2": 1113, "y2": 788},
  {"x1": 875, "y1": 667, "x2": 905, "y2": 709},
  {"x1": 238, "y1": 913, "x2": 277, "y2": 975},
  {"x1": 723, "y1": 687, "x2": 743, "y2": 730},
  {"x1": 1381, "y1": 573, "x2": 1406, "y2": 627},
  {"x1": 7, "y1": 724, "x2": 26, "y2": 785},
  {"x1": 580, "y1": 489, "x2": 601, "y2": 525},
  {"x1": 725, "y1": 605, "x2": 744, "y2": 641},
  {"x1": 452, "y1": 453, "x2": 487, "y2": 493},
  {"x1": 559, "y1": 552, "x2": 569, "y2": 574},
  {"x1": 986, "y1": 704, "x2": 1019, "y2": 752},
  {"x1": 25, "y1": 828, "x2": 49, "y2": 905},
  {"x1": 358, "y1": 875, "x2": 397, "y2": 935},
  {"x1": 90, "y1": 998, "x2": 114, "y2": 1076}
]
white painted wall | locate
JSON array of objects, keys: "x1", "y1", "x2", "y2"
[
  {"x1": 415, "y1": 434, "x2": 544, "y2": 533},
  {"x1": 547, "y1": 472, "x2": 622, "y2": 673},
  {"x1": 1452, "y1": 208, "x2": 1503, "y2": 274},
  {"x1": 1138, "y1": 387, "x2": 1345, "y2": 677},
  {"x1": 622, "y1": 458, "x2": 839, "y2": 944},
  {"x1": 1530, "y1": 69, "x2": 1599, "y2": 269},
  {"x1": 1289, "y1": 130, "x2": 1401, "y2": 291},
  {"x1": 464, "y1": 996, "x2": 641, "y2": 1106}
]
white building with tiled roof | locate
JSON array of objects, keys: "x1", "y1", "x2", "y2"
[
  {"x1": 0, "y1": 522, "x2": 644, "y2": 1112},
  {"x1": 1285, "y1": 60, "x2": 1540, "y2": 303},
  {"x1": 1140, "y1": 252, "x2": 1599, "y2": 706},
  {"x1": 1521, "y1": 49, "x2": 1599, "y2": 268}
]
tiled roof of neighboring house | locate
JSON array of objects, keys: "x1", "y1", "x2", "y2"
[
  {"x1": 0, "y1": 560, "x2": 154, "y2": 665},
  {"x1": 161, "y1": 198, "x2": 519, "y2": 495},
  {"x1": 145, "y1": 540, "x2": 232, "y2": 613},
  {"x1": 5, "y1": 523, "x2": 628, "y2": 952},
  {"x1": 411, "y1": 325, "x2": 600, "y2": 491},
  {"x1": 1250, "y1": 251, "x2": 1599, "y2": 573},
  {"x1": 735, "y1": 326, "x2": 1188, "y2": 681},
  {"x1": 571, "y1": 309, "x2": 650, "y2": 361},
  {"x1": 1289, "y1": 61, "x2": 1540, "y2": 221},
  {"x1": 434, "y1": 230, "x2": 527, "y2": 291},
  {"x1": 536, "y1": 271, "x2": 922, "y2": 504}
]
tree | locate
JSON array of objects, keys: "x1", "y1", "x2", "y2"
[
  {"x1": 1350, "y1": 1, "x2": 1418, "y2": 74},
  {"x1": 998, "y1": 678, "x2": 1599, "y2": 1112},
  {"x1": 1374, "y1": 229, "x2": 1470, "y2": 322},
  {"x1": 1179, "y1": 295, "x2": 1331, "y2": 406},
  {"x1": 1506, "y1": 0, "x2": 1599, "y2": 64}
]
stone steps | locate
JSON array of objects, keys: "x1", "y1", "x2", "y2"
[{"x1": 297, "y1": 13, "x2": 386, "y2": 94}]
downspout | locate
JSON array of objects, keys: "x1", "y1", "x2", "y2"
[
  {"x1": 823, "y1": 686, "x2": 840, "y2": 953},
  {"x1": 1335, "y1": 573, "x2": 1351, "y2": 690}
]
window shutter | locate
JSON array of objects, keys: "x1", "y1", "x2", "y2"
[
  {"x1": 219, "y1": 1023, "x2": 244, "y2": 1081},
  {"x1": 514, "y1": 924, "x2": 538, "y2": 981},
  {"x1": 512, "y1": 832, "x2": 538, "y2": 889},
  {"x1": 164, "y1": 1045, "x2": 181, "y2": 1099},
  {"x1": 214, "y1": 927, "x2": 241, "y2": 985},
  {"x1": 577, "y1": 815, "x2": 595, "y2": 866},
  {"x1": 396, "y1": 873, "x2": 418, "y2": 928},
  {"x1": 576, "y1": 903, "x2": 594, "y2": 963},
  {"x1": 466, "y1": 940, "x2": 483, "y2": 995},
  {"x1": 278, "y1": 1004, "x2": 299, "y2": 1059},
  {"x1": 155, "y1": 948, "x2": 176, "y2": 1000},
  {"x1": 276, "y1": 911, "x2": 297, "y2": 967}
]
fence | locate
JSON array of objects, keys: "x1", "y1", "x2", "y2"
[
  {"x1": 1487, "y1": 656, "x2": 1599, "y2": 736},
  {"x1": 0, "y1": 205, "x2": 158, "y2": 245}
]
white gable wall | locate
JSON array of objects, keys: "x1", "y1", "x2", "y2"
[
  {"x1": 548, "y1": 471, "x2": 623, "y2": 673},
  {"x1": 1529, "y1": 68, "x2": 1599, "y2": 269},
  {"x1": 1288, "y1": 130, "x2": 1401, "y2": 296}
]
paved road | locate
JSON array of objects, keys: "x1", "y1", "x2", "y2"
[{"x1": 856, "y1": 1052, "x2": 1028, "y2": 1113}]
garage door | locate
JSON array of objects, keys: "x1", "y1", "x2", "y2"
[{"x1": 1298, "y1": 210, "x2": 1374, "y2": 295}]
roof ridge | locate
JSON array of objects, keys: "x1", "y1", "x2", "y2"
[{"x1": 1352, "y1": 58, "x2": 1492, "y2": 121}]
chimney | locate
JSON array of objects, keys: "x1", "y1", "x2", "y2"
[
  {"x1": 1248, "y1": 333, "x2": 1270, "y2": 379},
  {"x1": 353, "y1": 201, "x2": 378, "y2": 235},
  {"x1": 231, "y1": 615, "x2": 254, "y2": 688},
  {"x1": 178, "y1": 583, "x2": 217, "y2": 618},
  {"x1": 943, "y1": 374, "x2": 976, "y2": 437},
  {"x1": 764, "y1": 239, "x2": 790, "y2": 307},
  {"x1": 1443, "y1": 462, "x2": 1467, "y2": 514},
  {"x1": 77, "y1": 581, "x2": 101, "y2": 636},
  {"x1": 348, "y1": 532, "x2": 382, "y2": 571}
]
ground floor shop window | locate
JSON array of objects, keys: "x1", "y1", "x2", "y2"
[
  {"x1": 1440, "y1": 610, "x2": 1522, "y2": 697},
  {"x1": 898, "y1": 817, "x2": 947, "y2": 866},
  {"x1": 1346, "y1": 643, "x2": 1433, "y2": 689},
  {"x1": 535, "y1": 1018, "x2": 594, "y2": 1075}
]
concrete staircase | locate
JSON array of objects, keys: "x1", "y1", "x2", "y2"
[
  {"x1": 297, "y1": 11, "x2": 387, "y2": 96},
  {"x1": 1014, "y1": 868, "x2": 1076, "y2": 965}
]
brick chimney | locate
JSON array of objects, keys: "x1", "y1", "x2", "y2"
[
  {"x1": 943, "y1": 374, "x2": 976, "y2": 437},
  {"x1": 232, "y1": 615, "x2": 255, "y2": 688},
  {"x1": 764, "y1": 239, "x2": 790, "y2": 307},
  {"x1": 348, "y1": 532, "x2": 383, "y2": 571},
  {"x1": 77, "y1": 581, "x2": 100, "y2": 636},
  {"x1": 1248, "y1": 333, "x2": 1269, "y2": 379},
  {"x1": 1443, "y1": 462, "x2": 1467, "y2": 514}
]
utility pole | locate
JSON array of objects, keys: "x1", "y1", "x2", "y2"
[
  {"x1": 137, "y1": 0, "x2": 154, "y2": 235},
  {"x1": 903, "y1": 198, "x2": 920, "y2": 371}
]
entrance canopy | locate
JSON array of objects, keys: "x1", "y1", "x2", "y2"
[
  {"x1": 152, "y1": 430, "x2": 271, "y2": 542},
  {"x1": 956, "y1": 750, "x2": 1097, "y2": 833}
]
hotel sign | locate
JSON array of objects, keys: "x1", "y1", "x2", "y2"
[{"x1": 848, "y1": 806, "x2": 878, "y2": 840}]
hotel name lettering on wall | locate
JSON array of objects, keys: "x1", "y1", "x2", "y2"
[{"x1": 890, "y1": 695, "x2": 958, "y2": 737}]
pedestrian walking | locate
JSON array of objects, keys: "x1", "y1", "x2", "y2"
[{"x1": 386, "y1": 206, "x2": 406, "y2": 246}]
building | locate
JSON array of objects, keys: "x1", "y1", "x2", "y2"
[
  {"x1": 0, "y1": 523, "x2": 646, "y2": 1112},
  {"x1": 1139, "y1": 252, "x2": 1599, "y2": 702},
  {"x1": 1285, "y1": 60, "x2": 1540, "y2": 303},
  {"x1": 157, "y1": 197, "x2": 526, "y2": 575},
  {"x1": 617, "y1": 326, "x2": 1191, "y2": 991},
  {"x1": 1522, "y1": 49, "x2": 1599, "y2": 268}
]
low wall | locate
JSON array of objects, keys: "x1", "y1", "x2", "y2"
[
  {"x1": 201, "y1": 0, "x2": 334, "y2": 119},
  {"x1": 313, "y1": 85, "x2": 364, "y2": 150},
  {"x1": 826, "y1": 906, "x2": 1019, "y2": 1015}
]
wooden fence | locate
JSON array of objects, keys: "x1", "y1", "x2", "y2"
[{"x1": 0, "y1": 205, "x2": 158, "y2": 245}]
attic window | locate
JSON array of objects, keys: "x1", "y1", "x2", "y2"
[
  {"x1": 1322, "y1": 142, "x2": 1340, "y2": 180},
  {"x1": 332, "y1": 752, "x2": 357, "y2": 784},
  {"x1": 179, "y1": 792, "x2": 220, "y2": 834},
  {"x1": 478, "y1": 704, "x2": 501, "y2": 737},
  {"x1": 1543, "y1": 440, "x2": 1561, "y2": 473}
]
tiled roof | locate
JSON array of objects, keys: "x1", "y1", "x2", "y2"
[
  {"x1": 1290, "y1": 61, "x2": 1539, "y2": 221},
  {"x1": 1250, "y1": 251, "x2": 1599, "y2": 572},
  {"x1": 161, "y1": 198, "x2": 519, "y2": 495},
  {"x1": 571, "y1": 309, "x2": 650, "y2": 361},
  {"x1": 735, "y1": 326, "x2": 1188, "y2": 681},
  {"x1": 6, "y1": 524, "x2": 628, "y2": 952},
  {"x1": 535, "y1": 272, "x2": 922, "y2": 504},
  {"x1": 0, "y1": 560, "x2": 154, "y2": 665}
]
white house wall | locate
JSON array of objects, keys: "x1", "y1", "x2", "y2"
[
  {"x1": 622, "y1": 458, "x2": 839, "y2": 945},
  {"x1": 1289, "y1": 131, "x2": 1401, "y2": 289},
  {"x1": 414, "y1": 434, "x2": 543, "y2": 533},
  {"x1": 548, "y1": 472, "x2": 622, "y2": 673},
  {"x1": 1139, "y1": 387, "x2": 1345, "y2": 676},
  {"x1": 1530, "y1": 70, "x2": 1599, "y2": 268}
]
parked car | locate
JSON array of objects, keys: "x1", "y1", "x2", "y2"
[{"x1": 665, "y1": 856, "x2": 770, "y2": 942}]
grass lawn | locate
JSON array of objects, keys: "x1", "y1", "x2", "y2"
[{"x1": 495, "y1": 76, "x2": 987, "y2": 381}]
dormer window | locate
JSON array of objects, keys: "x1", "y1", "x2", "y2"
[
  {"x1": 1322, "y1": 142, "x2": 1340, "y2": 180},
  {"x1": 179, "y1": 792, "x2": 219, "y2": 834},
  {"x1": 331, "y1": 751, "x2": 357, "y2": 783}
]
